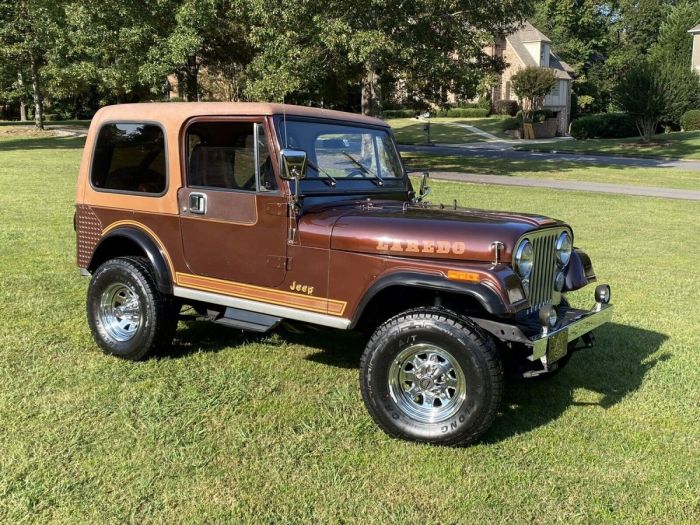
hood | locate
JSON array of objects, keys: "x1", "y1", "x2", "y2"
[{"x1": 315, "y1": 202, "x2": 566, "y2": 262}]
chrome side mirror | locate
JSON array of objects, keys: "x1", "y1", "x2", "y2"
[
  {"x1": 279, "y1": 148, "x2": 307, "y2": 180},
  {"x1": 417, "y1": 171, "x2": 431, "y2": 201}
]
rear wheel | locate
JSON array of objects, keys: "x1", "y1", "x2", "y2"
[
  {"x1": 360, "y1": 308, "x2": 503, "y2": 446},
  {"x1": 87, "y1": 256, "x2": 177, "y2": 360}
]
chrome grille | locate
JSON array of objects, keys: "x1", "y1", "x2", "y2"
[{"x1": 524, "y1": 229, "x2": 561, "y2": 313}]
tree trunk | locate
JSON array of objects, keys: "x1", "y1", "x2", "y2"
[
  {"x1": 184, "y1": 56, "x2": 200, "y2": 102},
  {"x1": 361, "y1": 67, "x2": 381, "y2": 116},
  {"x1": 29, "y1": 52, "x2": 44, "y2": 130},
  {"x1": 17, "y1": 72, "x2": 27, "y2": 121}
]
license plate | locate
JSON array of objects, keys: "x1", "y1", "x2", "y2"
[{"x1": 547, "y1": 329, "x2": 569, "y2": 363}]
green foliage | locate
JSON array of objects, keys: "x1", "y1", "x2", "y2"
[
  {"x1": 501, "y1": 116, "x2": 521, "y2": 131},
  {"x1": 614, "y1": 61, "x2": 671, "y2": 141},
  {"x1": 382, "y1": 109, "x2": 419, "y2": 119},
  {"x1": 680, "y1": 110, "x2": 700, "y2": 131},
  {"x1": 493, "y1": 100, "x2": 519, "y2": 116},
  {"x1": 569, "y1": 113, "x2": 638, "y2": 140},
  {"x1": 649, "y1": 1, "x2": 700, "y2": 66},
  {"x1": 445, "y1": 108, "x2": 490, "y2": 118},
  {"x1": 510, "y1": 67, "x2": 556, "y2": 120}
]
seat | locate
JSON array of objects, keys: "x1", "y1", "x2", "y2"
[{"x1": 189, "y1": 145, "x2": 236, "y2": 188}]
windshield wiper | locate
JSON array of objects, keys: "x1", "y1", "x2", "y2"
[
  {"x1": 342, "y1": 152, "x2": 384, "y2": 186},
  {"x1": 307, "y1": 159, "x2": 337, "y2": 187}
]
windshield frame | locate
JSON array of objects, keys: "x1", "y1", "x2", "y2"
[{"x1": 272, "y1": 115, "x2": 409, "y2": 196}]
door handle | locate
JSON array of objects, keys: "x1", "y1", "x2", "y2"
[{"x1": 189, "y1": 192, "x2": 207, "y2": 214}]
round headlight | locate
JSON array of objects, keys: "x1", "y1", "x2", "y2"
[
  {"x1": 514, "y1": 239, "x2": 533, "y2": 278},
  {"x1": 556, "y1": 232, "x2": 572, "y2": 268}
]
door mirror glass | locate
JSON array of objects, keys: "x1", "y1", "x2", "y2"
[{"x1": 279, "y1": 148, "x2": 307, "y2": 180}]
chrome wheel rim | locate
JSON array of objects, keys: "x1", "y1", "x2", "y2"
[
  {"x1": 388, "y1": 343, "x2": 467, "y2": 423},
  {"x1": 99, "y1": 283, "x2": 142, "y2": 342}
]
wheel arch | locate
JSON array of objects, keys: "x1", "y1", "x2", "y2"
[
  {"x1": 350, "y1": 272, "x2": 509, "y2": 331},
  {"x1": 88, "y1": 227, "x2": 173, "y2": 294}
]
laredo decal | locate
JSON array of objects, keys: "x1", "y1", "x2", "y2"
[{"x1": 376, "y1": 238, "x2": 466, "y2": 255}]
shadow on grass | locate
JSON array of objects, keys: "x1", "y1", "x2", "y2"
[
  {"x1": 0, "y1": 135, "x2": 86, "y2": 150},
  {"x1": 303, "y1": 321, "x2": 668, "y2": 443},
  {"x1": 158, "y1": 319, "x2": 667, "y2": 444},
  {"x1": 399, "y1": 145, "x2": 695, "y2": 176},
  {"x1": 484, "y1": 322, "x2": 668, "y2": 443}
]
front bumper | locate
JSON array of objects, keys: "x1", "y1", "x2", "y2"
[
  {"x1": 530, "y1": 303, "x2": 613, "y2": 362},
  {"x1": 473, "y1": 301, "x2": 614, "y2": 364}
]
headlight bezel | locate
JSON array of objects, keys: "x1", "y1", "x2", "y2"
[
  {"x1": 514, "y1": 239, "x2": 533, "y2": 279},
  {"x1": 555, "y1": 231, "x2": 573, "y2": 268}
]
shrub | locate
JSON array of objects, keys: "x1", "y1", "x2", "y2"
[
  {"x1": 476, "y1": 97, "x2": 491, "y2": 111},
  {"x1": 494, "y1": 100, "x2": 519, "y2": 116},
  {"x1": 614, "y1": 60, "x2": 670, "y2": 141},
  {"x1": 680, "y1": 109, "x2": 700, "y2": 131},
  {"x1": 569, "y1": 113, "x2": 638, "y2": 140},
  {"x1": 532, "y1": 109, "x2": 555, "y2": 123},
  {"x1": 511, "y1": 66, "x2": 557, "y2": 120},
  {"x1": 44, "y1": 113, "x2": 59, "y2": 121},
  {"x1": 445, "y1": 108, "x2": 489, "y2": 118},
  {"x1": 382, "y1": 109, "x2": 420, "y2": 119},
  {"x1": 501, "y1": 117, "x2": 521, "y2": 131}
]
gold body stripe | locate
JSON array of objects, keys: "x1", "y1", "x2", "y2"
[{"x1": 101, "y1": 220, "x2": 347, "y2": 317}]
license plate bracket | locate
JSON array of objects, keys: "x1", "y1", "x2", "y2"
[{"x1": 546, "y1": 329, "x2": 569, "y2": 363}]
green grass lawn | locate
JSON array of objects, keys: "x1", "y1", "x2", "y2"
[
  {"x1": 1, "y1": 133, "x2": 699, "y2": 524},
  {"x1": 518, "y1": 130, "x2": 700, "y2": 160},
  {"x1": 387, "y1": 117, "x2": 486, "y2": 144},
  {"x1": 0, "y1": 119, "x2": 91, "y2": 128},
  {"x1": 402, "y1": 153, "x2": 700, "y2": 191},
  {"x1": 387, "y1": 116, "x2": 513, "y2": 144}
]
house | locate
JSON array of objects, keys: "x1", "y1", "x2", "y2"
[
  {"x1": 689, "y1": 24, "x2": 700, "y2": 74},
  {"x1": 486, "y1": 21, "x2": 573, "y2": 135}
]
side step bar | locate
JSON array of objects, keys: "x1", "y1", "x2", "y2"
[{"x1": 206, "y1": 307, "x2": 282, "y2": 333}]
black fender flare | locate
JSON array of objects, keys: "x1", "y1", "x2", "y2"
[
  {"x1": 565, "y1": 248, "x2": 596, "y2": 291},
  {"x1": 88, "y1": 227, "x2": 173, "y2": 294},
  {"x1": 349, "y1": 271, "x2": 509, "y2": 329}
]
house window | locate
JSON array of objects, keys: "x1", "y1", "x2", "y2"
[
  {"x1": 550, "y1": 81, "x2": 560, "y2": 98},
  {"x1": 505, "y1": 81, "x2": 511, "y2": 100}
]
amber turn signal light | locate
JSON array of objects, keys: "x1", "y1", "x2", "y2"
[{"x1": 447, "y1": 270, "x2": 481, "y2": 282}]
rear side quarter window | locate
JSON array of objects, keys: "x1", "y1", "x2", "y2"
[{"x1": 91, "y1": 123, "x2": 167, "y2": 195}]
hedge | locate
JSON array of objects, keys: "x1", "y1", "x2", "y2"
[
  {"x1": 444, "y1": 108, "x2": 489, "y2": 118},
  {"x1": 680, "y1": 110, "x2": 700, "y2": 131},
  {"x1": 569, "y1": 113, "x2": 638, "y2": 140},
  {"x1": 493, "y1": 100, "x2": 519, "y2": 116},
  {"x1": 382, "y1": 109, "x2": 420, "y2": 119},
  {"x1": 501, "y1": 117, "x2": 521, "y2": 131}
]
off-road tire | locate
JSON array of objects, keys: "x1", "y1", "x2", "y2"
[
  {"x1": 359, "y1": 307, "x2": 503, "y2": 446},
  {"x1": 87, "y1": 256, "x2": 177, "y2": 360}
]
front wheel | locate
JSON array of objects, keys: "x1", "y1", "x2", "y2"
[
  {"x1": 87, "y1": 256, "x2": 177, "y2": 360},
  {"x1": 359, "y1": 308, "x2": 503, "y2": 446}
]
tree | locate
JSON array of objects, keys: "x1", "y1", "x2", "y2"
[
  {"x1": 614, "y1": 60, "x2": 670, "y2": 141},
  {"x1": 511, "y1": 66, "x2": 557, "y2": 120},
  {"x1": 649, "y1": 0, "x2": 700, "y2": 67},
  {"x1": 0, "y1": 0, "x2": 63, "y2": 129}
]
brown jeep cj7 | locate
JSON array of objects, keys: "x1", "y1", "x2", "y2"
[{"x1": 75, "y1": 103, "x2": 613, "y2": 445}]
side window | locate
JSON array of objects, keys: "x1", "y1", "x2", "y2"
[
  {"x1": 257, "y1": 123, "x2": 276, "y2": 191},
  {"x1": 186, "y1": 121, "x2": 276, "y2": 192},
  {"x1": 91, "y1": 123, "x2": 166, "y2": 194}
]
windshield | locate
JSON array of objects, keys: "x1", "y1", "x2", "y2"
[{"x1": 277, "y1": 120, "x2": 404, "y2": 182}]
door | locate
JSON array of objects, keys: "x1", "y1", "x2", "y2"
[{"x1": 178, "y1": 118, "x2": 288, "y2": 288}]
